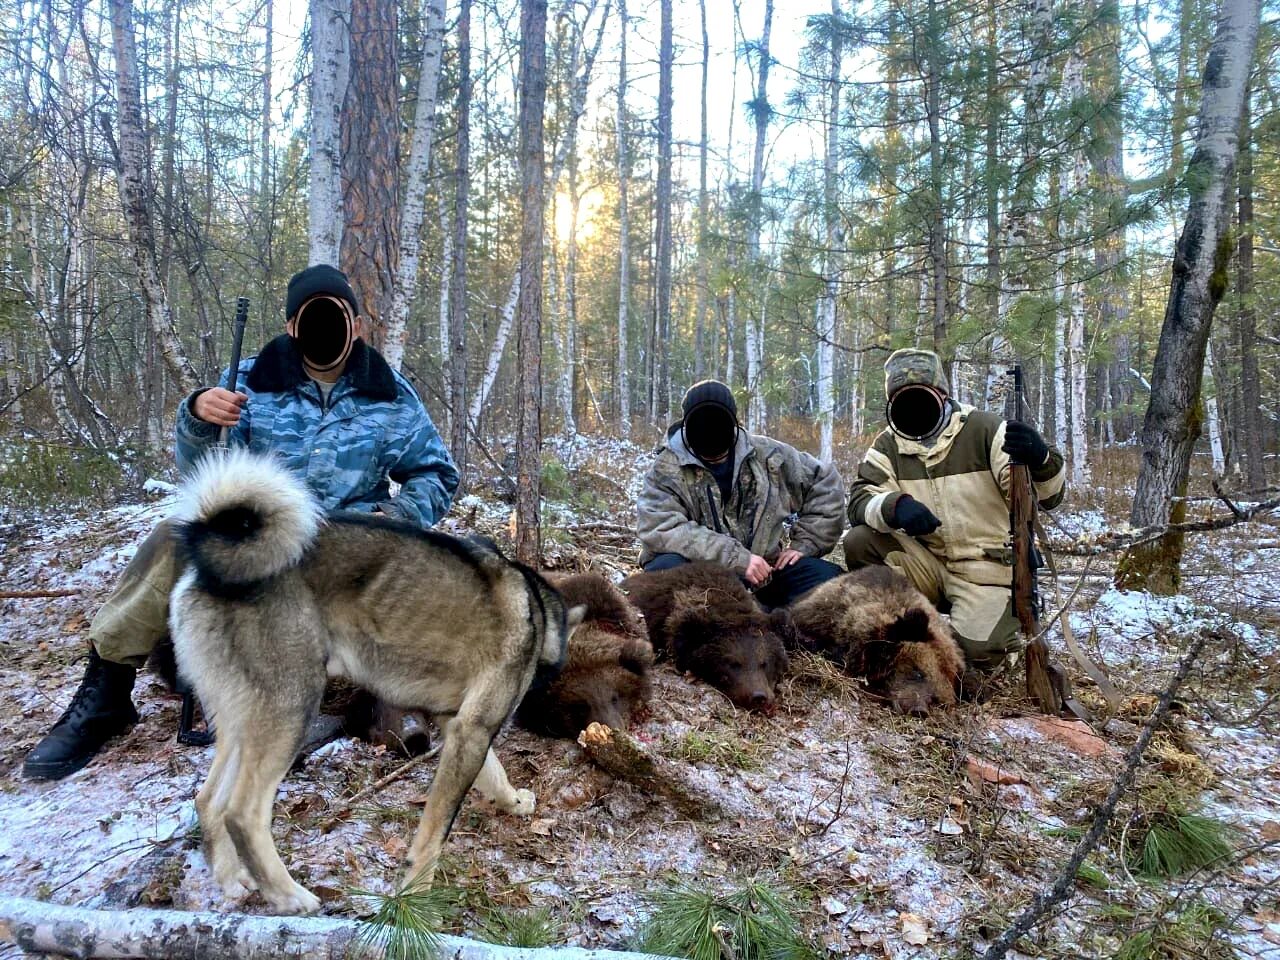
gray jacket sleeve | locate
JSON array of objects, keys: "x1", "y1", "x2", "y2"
[
  {"x1": 788, "y1": 453, "x2": 845, "y2": 558},
  {"x1": 636, "y1": 467, "x2": 753, "y2": 573}
]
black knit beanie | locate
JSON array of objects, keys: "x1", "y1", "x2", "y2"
[
  {"x1": 285, "y1": 264, "x2": 361, "y2": 320},
  {"x1": 680, "y1": 380, "x2": 739, "y2": 461}
]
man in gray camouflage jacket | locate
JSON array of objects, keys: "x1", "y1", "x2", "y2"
[
  {"x1": 24, "y1": 265, "x2": 459, "y2": 781},
  {"x1": 636, "y1": 380, "x2": 845, "y2": 608}
]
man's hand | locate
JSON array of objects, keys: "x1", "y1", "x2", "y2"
[
  {"x1": 1002, "y1": 420, "x2": 1050, "y2": 466},
  {"x1": 193, "y1": 388, "x2": 247, "y2": 427},
  {"x1": 774, "y1": 548, "x2": 804, "y2": 569},
  {"x1": 893, "y1": 495, "x2": 942, "y2": 537},
  {"x1": 745, "y1": 554, "x2": 773, "y2": 587}
]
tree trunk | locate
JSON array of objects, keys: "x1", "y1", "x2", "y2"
[
  {"x1": 694, "y1": 0, "x2": 710, "y2": 382},
  {"x1": 925, "y1": 0, "x2": 946, "y2": 357},
  {"x1": 106, "y1": 0, "x2": 198, "y2": 394},
  {"x1": 467, "y1": 2, "x2": 607, "y2": 430},
  {"x1": 0, "y1": 896, "x2": 672, "y2": 960},
  {"x1": 653, "y1": 0, "x2": 673, "y2": 425},
  {"x1": 514, "y1": 0, "x2": 547, "y2": 566},
  {"x1": 382, "y1": 0, "x2": 446, "y2": 372},
  {"x1": 1234, "y1": 82, "x2": 1265, "y2": 488},
  {"x1": 308, "y1": 0, "x2": 349, "y2": 266},
  {"x1": 817, "y1": 0, "x2": 842, "y2": 464},
  {"x1": 1063, "y1": 52, "x2": 1090, "y2": 488},
  {"x1": 745, "y1": 0, "x2": 773, "y2": 431},
  {"x1": 983, "y1": 0, "x2": 1000, "y2": 339},
  {"x1": 1116, "y1": 0, "x2": 1260, "y2": 594},
  {"x1": 340, "y1": 0, "x2": 399, "y2": 344},
  {"x1": 616, "y1": 0, "x2": 631, "y2": 436},
  {"x1": 449, "y1": 0, "x2": 472, "y2": 481},
  {"x1": 438, "y1": 187, "x2": 453, "y2": 409}
]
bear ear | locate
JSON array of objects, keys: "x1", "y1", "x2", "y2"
[
  {"x1": 566, "y1": 604, "x2": 587, "y2": 631},
  {"x1": 619, "y1": 638, "x2": 654, "y2": 675},
  {"x1": 884, "y1": 608, "x2": 929, "y2": 647},
  {"x1": 768, "y1": 607, "x2": 801, "y2": 648}
]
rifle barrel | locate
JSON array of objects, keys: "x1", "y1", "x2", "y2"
[{"x1": 219, "y1": 297, "x2": 250, "y2": 446}]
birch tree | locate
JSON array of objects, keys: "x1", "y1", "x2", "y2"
[
  {"x1": 816, "y1": 2, "x2": 844, "y2": 464},
  {"x1": 308, "y1": 0, "x2": 349, "y2": 266},
  {"x1": 745, "y1": 0, "x2": 773, "y2": 431},
  {"x1": 1063, "y1": 52, "x2": 1089, "y2": 487},
  {"x1": 694, "y1": 0, "x2": 710, "y2": 382},
  {"x1": 382, "y1": 0, "x2": 446, "y2": 372},
  {"x1": 653, "y1": 0, "x2": 673, "y2": 424},
  {"x1": 616, "y1": 0, "x2": 631, "y2": 435},
  {"x1": 1117, "y1": 0, "x2": 1261, "y2": 594}
]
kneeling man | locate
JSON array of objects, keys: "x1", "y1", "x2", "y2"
[
  {"x1": 844, "y1": 349, "x2": 1065, "y2": 677},
  {"x1": 637, "y1": 380, "x2": 844, "y2": 608}
]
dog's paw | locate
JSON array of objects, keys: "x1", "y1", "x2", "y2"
[
  {"x1": 266, "y1": 881, "x2": 322, "y2": 916},
  {"x1": 214, "y1": 863, "x2": 258, "y2": 899},
  {"x1": 506, "y1": 788, "x2": 536, "y2": 817}
]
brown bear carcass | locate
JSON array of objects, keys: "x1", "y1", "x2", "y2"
[
  {"x1": 516, "y1": 572, "x2": 655, "y2": 738},
  {"x1": 790, "y1": 566, "x2": 964, "y2": 714},
  {"x1": 620, "y1": 562, "x2": 792, "y2": 712}
]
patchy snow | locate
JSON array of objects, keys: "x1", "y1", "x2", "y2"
[{"x1": 0, "y1": 437, "x2": 1276, "y2": 959}]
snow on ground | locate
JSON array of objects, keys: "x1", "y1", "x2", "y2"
[{"x1": 1, "y1": 437, "x2": 1277, "y2": 959}]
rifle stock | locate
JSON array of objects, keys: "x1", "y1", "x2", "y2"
[{"x1": 1005, "y1": 366, "x2": 1073, "y2": 717}]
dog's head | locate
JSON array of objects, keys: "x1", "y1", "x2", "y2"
[{"x1": 673, "y1": 605, "x2": 790, "y2": 712}]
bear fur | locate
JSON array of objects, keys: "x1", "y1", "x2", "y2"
[
  {"x1": 515, "y1": 572, "x2": 655, "y2": 738},
  {"x1": 790, "y1": 566, "x2": 965, "y2": 714},
  {"x1": 620, "y1": 562, "x2": 793, "y2": 712}
]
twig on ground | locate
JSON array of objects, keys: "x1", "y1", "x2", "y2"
[
  {"x1": 981, "y1": 629, "x2": 1212, "y2": 960},
  {"x1": 0, "y1": 588, "x2": 78, "y2": 599},
  {"x1": 318, "y1": 744, "x2": 442, "y2": 833}
]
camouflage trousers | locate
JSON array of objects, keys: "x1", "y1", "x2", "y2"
[
  {"x1": 90, "y1": 520, "x2": 179, "y2": 667},
  {"x1": 842, "y1": 525, "x2": 1020, "y2": 671}
]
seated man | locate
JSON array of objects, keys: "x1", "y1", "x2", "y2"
[
  {"x1": 636, "y1": 380, "x2": 844, "y2": 608},
  {"x1": 24, "y1": 264, "x2": 460, "y2": 780},
  {"x1": 844, "y1": 348, "x2": 1065, "y2": 678}
]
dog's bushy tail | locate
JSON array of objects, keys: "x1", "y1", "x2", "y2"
[{"x1": 174, "y1": 448, "x2": 323, "y2": 588}]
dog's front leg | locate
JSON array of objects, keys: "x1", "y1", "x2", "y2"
[
  {"x1": 471, "y1": 747, "x2": 535, "y2": 815},
  {"x1": 403, "y1": 714, "x2": 491, "y2": 889}
]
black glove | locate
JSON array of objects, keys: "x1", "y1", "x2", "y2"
[
  {"x1": 893, "y1": 495, "x2": 941, "y2": 537},
  {"x1": 1002, "y1": 420, "x2": 1050, "y2": 466}
]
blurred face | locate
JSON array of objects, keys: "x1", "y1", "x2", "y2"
[
  {"x1": 683, "y1": 404, "x2": 737, "y2": 462},
  {"x1": 887, "y1": 384, "x2": 947, "y2": 440},
  {"x1": 287, "y1": 295, "x2": 360, "y2": 373}
]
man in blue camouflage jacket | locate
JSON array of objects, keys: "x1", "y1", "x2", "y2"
[{"x1": 24, "y1": 265, "x2": 459, "y2": 780}]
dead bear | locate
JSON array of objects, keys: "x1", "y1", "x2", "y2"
[
  {"x1": 620, "y1": 561, "x2": 792, "y2": 712},
  {"x1": 789, "y1": 566, "x2": 965, "y2": 714},
  {"x1": 515, "y1": 572, "x2": 655, "y2": 738}
]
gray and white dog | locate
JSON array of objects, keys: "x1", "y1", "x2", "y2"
[{"x1": 169, "y1": 449, "x2": 583, "y2": 914}]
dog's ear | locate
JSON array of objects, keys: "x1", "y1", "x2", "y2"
[
  {"x1": 566, "y1": 604, "x2": 587, "y2": 632},
  {"x1": 619, "y1": 638, "x2": 654, "y2": 675},
  {"x1": 768, "y1": 607, "x2": 801, "y2": 648}
]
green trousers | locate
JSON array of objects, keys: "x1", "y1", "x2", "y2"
[
  {"x1": 90, "y1": 520, "x2": 178, "y2": 667},
  {"x1": 842, "y1": 525, "x2": 1020, "y2": 671}
]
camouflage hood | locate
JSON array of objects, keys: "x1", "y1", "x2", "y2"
[{"x1": 636, "y1": 427, "x2": 844, "y2": 573}]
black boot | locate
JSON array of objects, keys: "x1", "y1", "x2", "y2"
[{"x1": 24, "y1": 650, "x2": 140, "y2": 781}]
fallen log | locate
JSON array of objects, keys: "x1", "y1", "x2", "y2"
[
  {"x1": 577, "y1": 723, "x2": 726, "y2": 822},
  {"x1": 1046, "y1": 494, "x2": 1280, "y2": 556},
  {"x1": 0, "y1": 896, "x2": 673, "y2": 960}
]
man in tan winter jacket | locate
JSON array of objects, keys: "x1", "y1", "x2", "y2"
[
  {"x1": 844, "y1": 349, "x2": 1066, "y2": 675},
  {"x1": 637, "y1": 380, "x2": 845, "y2": 608}
]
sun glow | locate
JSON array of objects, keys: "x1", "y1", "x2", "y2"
[{"x1": 553, "y1": 186, "x2": 606, "y2": 245}]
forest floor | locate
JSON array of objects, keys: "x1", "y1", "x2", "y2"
[{"x1": 0, "y1": 435, "x2": 1277, "y2": 959}]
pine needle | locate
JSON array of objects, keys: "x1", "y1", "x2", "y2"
[
  {"x1": 475, "y1": 905, "x2": 560, "y2": 948},
  {"x1": 351, "y1": 880, "x2": 456, "y2": 960},
  {"x1": 638, "y1": 878, "x2": 815, "y2": 960},
  {"x1": 1129, "y1": 813, "x2": 1236, "y2": 878}
]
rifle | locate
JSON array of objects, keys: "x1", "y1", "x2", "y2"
[
  {"x1": 177, "y1": 297, "x2": 249, "y2": 747},
  {"x1": 1004, "y1": 365, "x2": 1082, "y2": 719}
]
